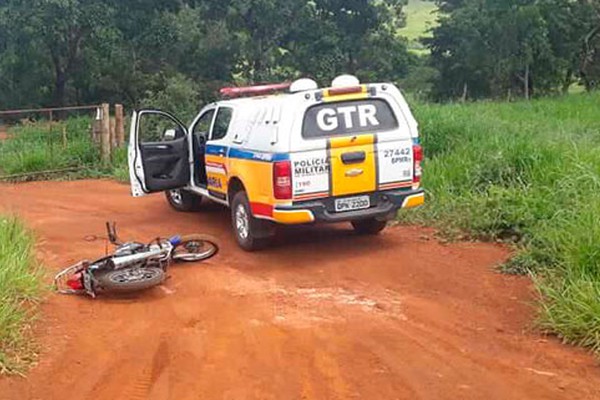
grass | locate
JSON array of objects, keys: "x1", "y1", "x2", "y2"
[
  {"x1": 403, "y1": 92, "x2": 600, "y2": 352},
  {"x1": 0, "y1": 117, "x2": 126, "y2": 181},
  {"x1": 0, "y1": 118, "x2": 124, "y2": 374},
  {"x1": 0, "y1": 216, "x2": 43, "y2": 374},
  {"x1": 399, "y1": 0, "x2": 439, "y2": 55}
]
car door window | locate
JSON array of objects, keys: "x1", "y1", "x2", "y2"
[
  {"x1": 211, "y1": 107, "x2": 233, "y2": 141},
  {"x1": 192, "y1": 109, "x2": 215, "y2": 139}
]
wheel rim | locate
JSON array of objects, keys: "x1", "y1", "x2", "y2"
[
  {"x1": 173, "y1": 240, "x2": 218, "y2": 261},
  {"x1": 108, "y1": 267, "x2": 161, "y2": 284},
  {"x1": 169, "y1": 189, "x2": 183, "y2": 205},
  {"x1": 235, "y1": 203, "x2": 249, "y2": 240}
]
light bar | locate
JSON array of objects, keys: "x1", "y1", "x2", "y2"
[
  {"x1": 327, "y1": 86, "x2": 364, "y2": 97},
  {"x1": 220, "y1": 82, "x2": 291, "y2": 98}
]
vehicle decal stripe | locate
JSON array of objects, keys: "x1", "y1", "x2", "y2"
[
  {"x1": 379, "y1": 181, "x2": 413, "y2": 190},
  {"x1": 294, "y1": 191, "x2": 329, "y2": 201},
  {"x1": 326, "y1": 139, "x2": 333, "y2": 197},
  {"x1": 374, "y1": 133, "x2": 380, "y2": 190},
  {"x1": 205, "y1": 145, "x2": 288, "y2": 162}
]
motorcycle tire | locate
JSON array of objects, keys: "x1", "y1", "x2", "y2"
[
  {"x1": 172, "y1": 234, "x2": 219, "y2": 262},
  {"x1": 94, "y1": 267, "x2": 165, "y2": 293}
]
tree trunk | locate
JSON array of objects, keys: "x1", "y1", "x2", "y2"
[
  {"x1": 347, "y1": 50, "x2": 357, "y2": 75},
  {"x1": 460, "y1": 82, "x2": 468, "y2": 102},
  {"x1": 54, "y1": 68, "x2": 67, "y2": 107},
  {"x1": 524, "y1": 64, "x2": 530, "y2": 100},
  {"x1": 562, "y1": 68, "x2": 573, "y2": 94}
]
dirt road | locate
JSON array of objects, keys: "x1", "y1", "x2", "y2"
[{"x1": 0, "y1": 180, "x2": 599, "y2": 400}]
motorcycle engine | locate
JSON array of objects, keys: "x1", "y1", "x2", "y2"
[{"x1": 114, "y1": 242, "x2": 146, "y2": 257}]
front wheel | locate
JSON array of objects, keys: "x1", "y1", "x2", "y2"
[
  {"x1": 94, "y1": 267, "x2": 165, "y2": 293},
  {"x1": 172, "y1": 234, "x2": 219, "y2": 262},
  {"x1": 351, "y1": 218, "x2": 388, "y2": 235},
  {"x1": 165, "y1": 189, "x2": 203, "y2": 212}
]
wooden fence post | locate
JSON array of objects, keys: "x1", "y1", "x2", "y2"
[
  {"x1": 115, "y1": 104, "x2": 125, "y2": 147},
  {"x1": 92, "y1": 106, "x2": 102, "y2": 143},
  {"x1": 110, "y1": 116, "x2": 116, "y2": 149},
  {"x1": 100, "y1": 103, "x2": 111, "y2": 163}
]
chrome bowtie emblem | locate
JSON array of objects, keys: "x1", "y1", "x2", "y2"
[{"x1": 345, "y1": 168, "x2": 364, "y2": 177}]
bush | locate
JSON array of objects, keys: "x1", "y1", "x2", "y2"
[{"x1": 402, "y1": 92, "x2": 600, "y2": 352}]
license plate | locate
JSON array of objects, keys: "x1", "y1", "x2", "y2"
[{"x1": 335, "y1": 196, "x2": 370, "y2": 212}]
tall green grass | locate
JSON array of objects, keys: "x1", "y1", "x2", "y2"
[
  {"x1": 0, "y1": 117, "x2": 125, "y2": 180},
  {"x1": 404, "y1": 92, "x2": 600, "y2": 352},
  {"x1": 0, "y1": 118, "x2": 99, "y2": 175},
  {"x1": 0, "y1": 216, "x2": 43, "y2": 374}
]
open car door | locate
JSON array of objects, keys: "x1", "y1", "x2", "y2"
[{"x1": 128, "y1": 110, "x2": 191, "y2": 197}]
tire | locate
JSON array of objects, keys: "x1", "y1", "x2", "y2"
[
  {"x1": 230, "y1": 191, "x2": 272, "y2": 251},
  {"x1": 165, "y1": 189, "x2": 203, "y2": 212},
  {"x1": 351, "y1": 218, "x2": 388, "y2": 235},
  {"x1": 172, "y1": 234, "x2": 219, "y2": 262},
  {"x1": 94, "y1": 267, "x2": 165, "y2": 293}
]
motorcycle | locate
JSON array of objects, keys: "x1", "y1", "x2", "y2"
[{"x1": 54, "y1": 222, "x2": 218, "y2": 297}]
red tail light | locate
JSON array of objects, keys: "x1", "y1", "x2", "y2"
[
  {"x1": 413, "y1": 144, "x2": 423, "y2": 183},
  {"x1": 273, "y1": 161, "x2": 292, "y2": 199},
  {"x1": 67, "y1": 273, "x2": 84, "y2": 291}
]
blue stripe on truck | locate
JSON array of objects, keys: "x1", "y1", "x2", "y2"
[{"x1": 205, "y1": 145, "x2": 289, "y2": 162}]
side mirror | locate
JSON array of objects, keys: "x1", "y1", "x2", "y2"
[{"x1": 163, "y1": 128, "x2": 177, "y2": 140}]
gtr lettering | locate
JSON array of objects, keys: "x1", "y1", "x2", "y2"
[{"x1": 316, "y1": 105, "x2": 380, "y2": 131}]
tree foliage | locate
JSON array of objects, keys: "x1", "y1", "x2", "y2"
[
  {"x1": 426, "y1": 0, "x2": 600, "y2": 100},
  {"x1": 0, "y1": 0, "x2": 412, "y2": 111},
  {"x1": 0, "y1": 0, "x2": 597, "y2": 108}
]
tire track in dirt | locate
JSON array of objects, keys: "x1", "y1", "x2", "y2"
[{"x1": 0, "y1": 180, "x2": 599, "y2": 400}]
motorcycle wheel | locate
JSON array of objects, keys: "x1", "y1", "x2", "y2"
[
  {"x1": 94, "y1": 267, "x2": 165, "y2": 293},
  {"x1": 172, "y1": 234, "x2": 219, "y2": 262}
]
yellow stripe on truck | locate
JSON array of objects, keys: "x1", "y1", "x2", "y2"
[{"x1": 328, "y1": 134, "x2": 377, "y2": 197}]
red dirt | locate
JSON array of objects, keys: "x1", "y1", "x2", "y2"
[{"x1": 0, "y1": 180, "x2": 599, "y2": 400}]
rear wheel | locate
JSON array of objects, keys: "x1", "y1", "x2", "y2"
[
  {"x1": 172, "y1": 234, "x2": 219, "y2": 262},
  {"x1": 351, "y1": 218, "x2": 387, "y2": 235},
  {"x1": 94, "y1": 267, "x2": 165, "y2": 293},
  {"x1": 231, "y1": 191, "x2": 272, "y2": 251},
  {"x1": 165, "y1": 189, "x2": 203, "y2": 212}
]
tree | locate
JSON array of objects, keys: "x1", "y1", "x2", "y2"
[
  {"x1": 11, "y1": 0, "x2": 117, "y2": 106},
  {"x1": 426, "y1": 0, "x2": 599, "y2": 100},
  {"x1": 283, "y1": 0, "x2": 412, "y2": 84}
]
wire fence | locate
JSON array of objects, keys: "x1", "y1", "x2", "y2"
[{"x1": 0, "y1": 103, "x2": 125, "y2": 180}]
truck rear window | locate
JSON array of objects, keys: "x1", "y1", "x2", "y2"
[{"x1": 302, "y1": 99, "x2": 398, "y2": 139}]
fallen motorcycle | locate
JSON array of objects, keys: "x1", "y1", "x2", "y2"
[{"x1": 54, "y1": 222, "x2": 218, "y2": 297}]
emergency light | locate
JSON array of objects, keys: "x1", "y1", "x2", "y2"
[{"x1": 220, "y1": 82, "x2": 291, "y2": 98}]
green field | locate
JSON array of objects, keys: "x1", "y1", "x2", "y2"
[
  {"x1": 0, "y1": 118, "x2": 127, "y2": 181},
  {"x1": 399, "y1": 0, "x2": 439, "y2": 55},
  {"x1": 405, "y1": 92, "x2": 600, "y2": 352},
  {"x1": 0, "y1": 217, "x2": 42, "y2": 374}
]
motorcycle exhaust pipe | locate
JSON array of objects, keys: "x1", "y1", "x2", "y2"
[{"x1": 110, "y1": 248, "x2": 166, "y2": 269}]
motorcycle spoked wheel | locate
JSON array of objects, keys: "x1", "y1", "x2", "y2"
[
  {"x1": 94, "y1": 266, "x2": 165, "y2": 293},
  {"x1": 172, "y1": 234, "x2": 219, "y2": 262}
]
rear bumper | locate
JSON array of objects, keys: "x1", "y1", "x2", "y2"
[{"x1": 272, "y1": 188, "x2": 425, "y2": 224}]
